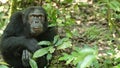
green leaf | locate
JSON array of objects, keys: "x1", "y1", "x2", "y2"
[
  {"x1": 45, "y1": 0, "x2": 51, "y2": 2},
  {"x1": 0, "y1": 62, "x2": 8, "y2": 66},
  {"x1": 73, "y1": 47, "x2": 81, "y2": 53},
  {"x1": 79, "y1": 55, "x2": 96, "y2": 68},
  {"x1": 59, "y1": 53, "x2": 74, "y2": 65},
  {"x1": 113, "y1": 64, "x2": 120, "y2": 68},
  {"x1": 57, "y1": 41, "x2": 72, "y2": 50},
  {"x1": 48, "y1": 46, "x2": 55, "y2": 53},
  {"x1": 66, "y1": 31, "x2": 72, "y2": 38},
  {"x1": 0, "y1": 65, "x2": 8, "y2": 68},
  {"x1": 53, "y1": 35, "x2": 60, "y2": 44},
  {"x1": 55, "y1": 38, "x2": 69, "y2": 46},
  {"x1": 62, "y1": 0, "x2": 73, "y2": 3},
  {"x1": 80, "y1": 48, "x2": 96, "y2": 55},
  {"x1": 47, "y1": 53, "x2": 52, "y2": 60},
  {"x1": 33, "y1": 47, "x2": 49, "y2": 58},
  {"x1": 38, "y1": 41, "x2": 51, "y2": 46},
  {"x1": 59, "y1": 53, "x2": 69, "y2": 60},
  {"x1": 66, "y1": 57, "x2": 74, "y2": 65},
  {"x1": 109, "y1": 0, "x2": 120, "y2": 11},
  {"x1": 29, "y1": 59, "x2": 38, "y2": 68}
]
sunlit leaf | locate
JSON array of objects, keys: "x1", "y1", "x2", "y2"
[
  {"x1": 29, "y1": 59, "x2": 38, "y2": 68},
  {"x1": 59, "y1": 53, "x2": 69, "y2": 60},
  {"x1": 0, "y1": 65, "x2": 8, "y2": 68},
  {"x1": 38, "y1": 41, "x2": 51, "y2": 46},
  {"x1": 53, "y1": 35, "x2": 60, "y2": 44},
  {"x1": 0, "y1": 62, "x2": 9, "y2": 66},
  {"x1": 113, "y1": 64, "x2": 120, "y2": 68},
  {"x1": 48, "y1": 46, "x2": 55, "y2": 53},
  {"x1": 55, "y1": 38, "x2": 69, "y2": 46},
  {"x1": 108, "y1": 0, "x2": 120, "y2": 11},
  {"x1": 57, "y1": 41, "x2": 72, "y2": 50},
  {"x1": 33, "y1": 47, "x2": 49, "y2": 58},
  {"x1": 66, "y1": 57, "x2": 74, "y2": 65},
  {"x1": 66, "y1": 30, "x2": 72, "y2": 38},
  {"x1": 80, "y1": 48, "x2": 96, "y2": 55},
  {"x1": 79, "y1": 55, "x2": 96, "y2": 68}
]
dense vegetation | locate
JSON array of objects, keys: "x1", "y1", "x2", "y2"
[{"x1": 0, "y1": 0, "x2": 120, "y2": 68}]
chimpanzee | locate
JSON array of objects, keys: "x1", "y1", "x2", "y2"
[{"x1": 0, "y1": 6, "x2": 57, "y2": 68}]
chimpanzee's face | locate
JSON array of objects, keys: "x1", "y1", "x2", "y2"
[{"x1": 28, "y1": 9, "x2": 46, "y2": 36}]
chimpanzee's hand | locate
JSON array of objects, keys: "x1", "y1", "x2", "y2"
[
  {"x1": 25, "y1": 39, "x2": 40, "y2": 53},
  {"x1": 22, "y1": 49, "x2": 32, "y2": 67}
]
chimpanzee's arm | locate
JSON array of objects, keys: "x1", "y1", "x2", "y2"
[{"x1": 1, "y1": 36, "x2": 39, "y2": 53}]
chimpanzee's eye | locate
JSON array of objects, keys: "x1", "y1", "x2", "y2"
[{"x1": 38, "y1": 15, "x2": 42, "y2": 19}]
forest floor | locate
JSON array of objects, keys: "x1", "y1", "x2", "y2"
[
  {"x1": 65, "y1": 4, "x2": 120, "y2": 67},
  {"x1": 49, "y1": 3, "x2": 120, "y2": 67}
]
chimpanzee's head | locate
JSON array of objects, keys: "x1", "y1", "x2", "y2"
[{"x1": 23, "y1": 6, "x2": 48, "y2": 36}]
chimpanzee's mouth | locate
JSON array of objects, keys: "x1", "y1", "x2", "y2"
[
  {"x1": 33, "y1": 28, "x2": 40, "y2": 31},
  {"x1": 31, "y1": 28, "x2": 42, "y2": 36},
  {"x1": 32, "y1": 27, "x2": 43, "y2": 34}
]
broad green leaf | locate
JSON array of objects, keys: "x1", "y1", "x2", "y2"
[
  {"x1": 0, "y1": 62, "x2": 9, "y2": 66},
  {"x1": 109, "y1": 0, "x2": 120, "y2": 11},
  {"x1": 48, "y1": 46, "x2": 55, "y2": 53},
  {"x1": 80, "y1": 48, "x2": 96, "y2": 55},
  {"x1": 79, "y1": 55, "x2": 96, "y2": 68},
  {"x1": 66, "y1": 57, "x2": 74, "y2": 65},
  {"x1": 113, "y1": 64, "x2": 120, "y2": 68},
  {"x1": 71, "y1": 51, "x2": 80, "y2": 57},
  {"x1": 59, "y1": 53, "x2": 69, "y2": 60},
  {"x1": 33, "y1": 47, "x2": 49, "y2": 58},
  {"x1": 38, "y1": 41, "x2": 51, "y2": 46},
  {"x1": 73, "y1": 47, "x2": 81, "y2": 53},
  {"x1": 66, "y1": 31, "x2": 72, "y2": 38},
  {"x1": 0, "y1": 65, "x2": 8, "y2": 68},
  {"x1": 29, "y1": 59, "x2": 38, "y2": 68},
  {"x1": 73, "y1": 56, "x2": 83, "y2": 65},
  {"x1": 57, "y1": 41, "x2": 72, "y2": 50},
  {"x1": 55, "y1": 38, "x2": 69, "y2": 46},
  {"x1": 47, "y1": 53, "x2": 52, "y2": 60},
  {"x1": 59, "y1": 53, "x2": 74, "y2": 65},
  {"x1": 53, "y1": 35, "x2": 60, "y2": 44}
]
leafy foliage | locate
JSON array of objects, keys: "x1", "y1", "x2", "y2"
[
  {"x1": 59, "y1": 47, "x2": 97, "y2": 68},
  {"x1": 29, "y1": 35, "x2": 73, "y2": 67},
  {"x1": 33, "y1": 35, "x2": 72, "y2": 59},
  {"x1": 83, "y1": 25, "x2": 102, "y2": 40},
  {"x1": 29, "y1": 59, "x2": 38, "y2": 68}
]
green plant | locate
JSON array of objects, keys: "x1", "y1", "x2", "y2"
[
  {"x1": 29, "y1": 35, "x2": 72, "y2": 68},
  {"x1": 59, "y1": 47, "x2": 98, "y2": 68},
  {"x1": 43, "y1": 3, "x2": 59, "y2": 27},
  {"x1": 83, "y1": 25, "x2": 102, "y2": 41},
  {"x1": 0, "y1": 65, "x2": 8, "y2": 68},
  {"x1": 98, "y1": 0, "x2": 120, "y2": 36}
]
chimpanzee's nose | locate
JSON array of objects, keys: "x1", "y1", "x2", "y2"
[{"x1": 35, "y1": 20, "x2": 39, "y2": 23}]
